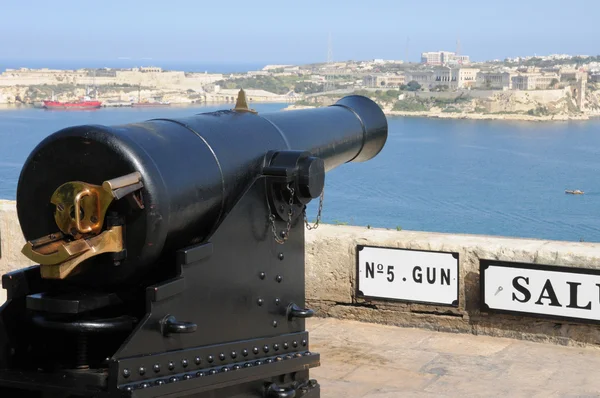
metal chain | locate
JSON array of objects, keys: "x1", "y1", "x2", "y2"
[
  {"x1": 269, "y1": 184, "x2": 295, "y2": 244},
  {"x1": 304, "y1": 188, "x2": 324, "y2": 230},
  {"x1": 269, "y1": 185, "x2": 325, "y2": 244}
]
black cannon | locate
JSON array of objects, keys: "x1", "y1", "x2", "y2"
[{"x1": 0, "y1": 92, "x2": 387, "y2": 397}]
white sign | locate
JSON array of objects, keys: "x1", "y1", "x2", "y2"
[
  {"x1": 357, "y1": 246, "x2": 459, "y2": 306},
  {"x1": 482, "y1": 261, "x2": 600, "y2": 322}
]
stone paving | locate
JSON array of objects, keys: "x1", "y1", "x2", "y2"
[{"x1": 308, "y1": 318, "x2": 600, "y2": 397}]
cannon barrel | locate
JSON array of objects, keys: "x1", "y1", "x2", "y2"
[{"x1": 16, "y1": 95, "x2": 387, "y2": 285}]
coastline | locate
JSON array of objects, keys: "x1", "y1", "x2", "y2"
[{"x1": 283, "y1": 105, "x2": 596, "y2": 122}]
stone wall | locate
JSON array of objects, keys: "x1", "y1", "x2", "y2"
[
  {"x1": 0, "y1": 200, "x2": 34, "y2": 304},
  {"x1": 3, "y1": 201, "x2": 600, "y2": 346},
  {"x1": 305, "y1": 225, "x2": 600, "y2": 347}
]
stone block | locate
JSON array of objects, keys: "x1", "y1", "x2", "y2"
[{"x1": 0, "y1": 200, "x2": 34, "y2": 303}]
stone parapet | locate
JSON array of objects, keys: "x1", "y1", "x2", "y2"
[
  {"x1": 0, "y1": 200, "x2": 34, "y2": 303},
  {"x1": 2, "y1": 200, "x2": 600, "y2": 345},
  {"x1": 305, "y1": 225, "x2": 600, "y2": 346}
]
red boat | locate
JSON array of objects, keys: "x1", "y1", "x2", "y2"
[{"x1": 43, "y1": 97, "x2": 102, "y2": 110}]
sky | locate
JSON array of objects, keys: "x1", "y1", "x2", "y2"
[{"x1": 0, "y1": 0, "x2": 598, "y2": 66}]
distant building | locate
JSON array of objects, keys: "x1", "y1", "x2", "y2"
[
  {"x1": 363, "y1": 73, "x2": 405, "y2": 88},
  {"x1": 451, "y1": 67, "x2": 478, "y2": 88},
  {"x1": 405, "y1": 70, "x2": 435, "y2": 85},
  {"x1": 262, "y1": 64, "x2": 293, "y2": 71},
  {"x1": 422, "y1": 51, "x2": 451, "y2": 65},
  {"x1": 511, "y1": 73, "x2": 559, "y2": 90},
  {"x1": 448, "y1": 55, "x2": 471, "y2": 65},
  {"x1": 405, "y1": 67, "x2": 478, "y2": 89},
  {"x1": 139, "y1": 67, "x2": 162, "y2": 73},
  {"x1": 476, "y1": 71, "x2": 513, "y2": 90},
  {"x1": 421, "y1": 51, "x2": 469, "y2": 65}
]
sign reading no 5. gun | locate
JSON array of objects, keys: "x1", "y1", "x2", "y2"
[{"x1": 357, "y1": 246, "x2": 459, "y2": 306}]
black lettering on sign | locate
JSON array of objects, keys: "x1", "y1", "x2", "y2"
[
  {"x1": 387, "y1": 266, "x2": 395, "y2": 282},
  {"x1": 427, "y1": 268, "x2": 436, "y2": 284},
  {"x1": 534, "y1": 279, "x2": 562, "y2": 307},
  {"x1": 413, "y1": 266, "x2": 422, "y2": 283},
  {"x1": 566, "y1": 282, "x2": 591, "y2": 310},
  {"x1": 441, "y1": 269, "x2": 451, "y2": 285},
  {"x1": 366, "y1": 262, "x2": 374, "y2": 279},
  {"x1": 512, "y1": 276, "x2": 531, "y2": 303},
  {"x1": 377, "y1": 264, "x2": 384, "y2": 274}
]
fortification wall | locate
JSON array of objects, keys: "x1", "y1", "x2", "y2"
[{"x1": 3, "y1": 201, "x2": 600, "y2": 346}]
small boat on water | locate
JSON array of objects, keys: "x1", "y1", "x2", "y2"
[{"x1": 565, "y1": 190, "x2": 584, "y2": 195}]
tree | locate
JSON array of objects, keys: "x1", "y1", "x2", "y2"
[
  {"x1": 406, "y1": 81, "x2": 422, "y2": 91},
  {"x1": 550, "y1": 78, "x2": 559, "y2": 88}
]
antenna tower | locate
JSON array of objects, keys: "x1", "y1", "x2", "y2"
[{"x1": 325, "y1": 33, "x2": 334, "y2": 91}]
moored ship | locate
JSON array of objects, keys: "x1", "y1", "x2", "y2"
[{"x1": 43, "y1": 97, "x2": 102, "y2": 110}]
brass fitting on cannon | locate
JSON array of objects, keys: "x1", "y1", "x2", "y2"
[{"x1": 21, "y1": 172, "x2": 143, "y2": 279}]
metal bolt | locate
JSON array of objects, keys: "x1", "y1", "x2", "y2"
[
  {"x1": 209, "y1": 369, "x2": 217, "y2": 375},
  {"x1": 275, "y1": 298, "x2": 281, "y2": 305},
  {"x1": 255, "y1": 360, "x2": 263, "y2": 366},
  {"x1": 257, "y1": 298, "x2": 264, "y2": 306},
  {"x1": 278, "y1": 253, "x2": 284, "y2": 260},
  {"x1": 219, "y1": 353, "x2": 226, "y2": 361},
  {"x1": 293, "y1": 341, "x2": 298, "y2": 348},
  {"x1": 141, "y1": 382, "x2": 151, "y2": 388},
  {"x1": 302, "y1": 339, "x2": 307, "y2": 346},
  {"x1": 272, "y1": 320, "x2": 278, "y2": 328},
  {"x1": 253, "y1": 347, "x2": 259, "y2": 355},
  {"x1": 244, "y1": 363, "x2": 252, "y2": 368},
  {"x1": 221, "y1": 366, "x2": 230, "y2": 372},
  {"x1": 123, "y1": 368, "x2": 131, "y2": 378},
  {"x1": 181, "y1": 359, "x2": 188, "y2": 368},
  {"x1": 231, "y1": 351, "x2": 237, "y2": 359},
  {"x1": 283, "y1": 342, "x2": 289, "y2": 349},
  {"x1": 276, "y1": 275, "x2": 283, "y2": 283},
  {"x1": 263, "y1": 345, "x2": 270, "y2": 353},
  {"x1": 259, "y1": 272, "x2": 266, "y2": 280},
  {"x1": 138, "y1": 367, "x2": 146, "y2": 376},
  {"x1": 207, "y1": 355, "x2": 214, "y2": 363},
  {"x1": 153, "y1": 364, "x2": 161, "y2": 373},
  {"x1": 280, "y1": 231, "x2": 287, "y2": 238},
  {"x1": 195, "y1": 356, "x2": 201, "y2": 365},
  {"x1": 155, "y1": 380, "x2": 165, "y2": 386},
  {"x1": 232, "y1": 365, "x2": 241, "y2": 370},
  {"x1": 273, "y1": 343, "x2": 280, "y2": 351},
  {"x1": 196, "y1": 371, "x2": 205, "y2": 377},
  {"x1": 242, "y1": 349, "x2": 249, "y2": 357},
  {"x1": 183, "y1": 374, "x2": 193, "y2": 380},
  {"x1": 168, "y1": 361, "x2": 174, "y2": 370},
  {"x1": 169, "y1": 376, "x2": 179, "y2": 382}
]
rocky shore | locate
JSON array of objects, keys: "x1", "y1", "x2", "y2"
[{"x1": 284, "y1": 104, "x2": 594, "y2": 122}]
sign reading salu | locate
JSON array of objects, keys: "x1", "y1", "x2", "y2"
[
  {"x1": 357, "y1": 246, "x2": 459, "y2": 306},
  {"x1": 481, "y1": 260, "x2": 600, "y2": 323}
]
